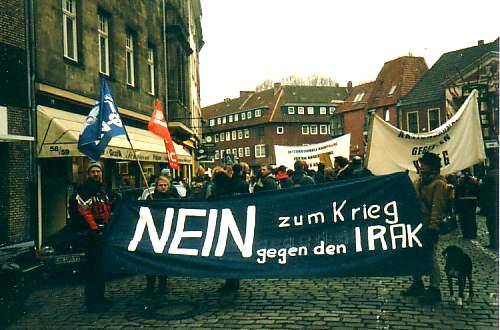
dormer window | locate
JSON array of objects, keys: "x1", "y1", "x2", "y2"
[
  {"x1": 388, "y1": 84, "x2": 397, "y2": 95},
  {"x1": 298, "y1": 106, "x2": 304, "y2": 114},
  {"x1": 353, "y1": 92, "x2": 365, "y2": 102},
  {"x1": 288, "y1": 106, "x2": 295, "y2": 114}
]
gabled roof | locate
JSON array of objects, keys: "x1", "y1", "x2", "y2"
[
  {"x1": 336, "y1": 82, "x2": 376, "y2": 113},
  {"x1": 201, "y1": 85, "x2": 348, "y2": 129},
  {"x1": 400, "y1": 38, "x2": 499, "y2": 106},
  {"x1": 367, "y1": 56, "x2": 428, "y2": 109}
]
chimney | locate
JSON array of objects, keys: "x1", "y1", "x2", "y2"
[
  {"x1": 239, "y1": 91, "x2": 254, "y2": 99},
  {"x1": 347, "y1": 81, "x2": 353, "y2": 93},
  {"x1": 273, "y1": 82, "x2": 281, "y2": 94},
  {"x1": 224, "y1": 97, "x2": 231, "y2": 103},
  {"x1": 478, "y1": 40, "x2": 484, "y2": 46}
]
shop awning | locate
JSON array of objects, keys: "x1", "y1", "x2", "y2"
[{"x1": 37, "y1": 106, "x2": 191, "y2": 164}]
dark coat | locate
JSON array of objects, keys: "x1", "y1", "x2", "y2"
[{"x1": 290, "y1": 171, "x2": 315, "y2": 187}]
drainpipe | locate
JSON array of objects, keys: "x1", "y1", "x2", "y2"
[
  {"x1": 162, "y1": 0, "x2": 169, "y2": 120},
  {"x1": 25, "y1": 0, "x2": 40, "y2": 247}
]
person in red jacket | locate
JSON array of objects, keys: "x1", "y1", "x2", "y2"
[{"x1": 75, "y1": 161, "x2": 112, "y2": 312}]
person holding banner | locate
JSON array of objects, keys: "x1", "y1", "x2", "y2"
[
  {"x1": 401, "y1": 152, "x2": 447, "y2": 305},
  {"x1": 75, "y1": 161, "x2": 113, "y2": 312},
  {"x1": 143, "y1": 176, "x2": 179, "y2": 294}
]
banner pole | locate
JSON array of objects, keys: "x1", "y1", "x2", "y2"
[{"x1": 123, "y1": 129, "x2": 151, "y2": 195}]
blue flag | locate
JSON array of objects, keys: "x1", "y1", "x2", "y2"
[{"x1": 78, "y1": 79, "x2": 126, "y2": 160}]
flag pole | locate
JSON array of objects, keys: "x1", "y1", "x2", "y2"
[{"x1": 123, "y1": 129, "x2": 150, "y2": 193}]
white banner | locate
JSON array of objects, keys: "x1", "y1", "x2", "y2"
[
  {"x1": 274, "y1": 134, "x2": 351, "y2": 170},
  {"x1": 366, "y1": 90, "x2": 486, "y2": 177}
]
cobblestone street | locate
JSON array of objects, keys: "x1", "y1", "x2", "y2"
[{"x1": 7, "y1": 216, "x2": 499, "y2": 330}]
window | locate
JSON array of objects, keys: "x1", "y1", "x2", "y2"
[
  {"x1": 247, "y1": 111, "x2": 252, "y2": 119},
  {"x1": 288, "y1": 106, "x2": 295, "y2": 114},
  {"x1": 226, "y1": 132, "x2": 230, "y2": 141},
  {"x1": 310, "y1": 124, "x2": 318, "y2": 134},
  {"x1": 125, "y1": 32, "x2": 135, "y2": 86},
  {"x1": 98, "y1": 14, "x2": 109, "y2": 75},
  {"x1": 238, "y1": 148, "x2": 244, "y2": 158},
  {"x1": 62, "y1": 0, "x2": 77, "y2": 61},
  {"x1": 388, "y1": 84, "x2": 397, "y2": 95},
  {"x1": 428, "y1": 108, "x2": 440, "y2": 131},
  {"x1": 384, "y1": 108, "x2": 390, "y2": 121},
  {"x1": 232, "y1": 148, "x2": 237, "y2": 156},
  {"x1": 234, "y1": 113, "x2": 239, "y2": 121},
  {"x1": 320, "y1": 107, "x2": 327, "y2": 115},
  {"x1": 302, "y1": 125, "x2": 309, "y2": 135},
  {"x1": 219, "y1": 132, "x2": 224, "y2": 141},
  {"x1": 353, "y1": 91, "x2": 365, "y2": 102},
  {"x1": 209, "y1": 119, "x2": 215, "y2": 126},
  {"x1": 255, "y1": 109, "x2": 262, "y2": 117},
  {"x1": 277, "y1": 126, "x2": 284, "y2": 134},
  {"x1": 222, "y1": 116, "x2": 226, "y2": 124},
  {"x1": 228, "y1": 115, "x2": 233, "y2": 123},
  {"x1": 320, "y1": 124, "x2": 328, "y2": 134},
  {"x1": 407, "y1": 111, "x2": 419, "y2": 133},
  {"x1": 307, "y1": 106, "x2": 314, "y2": 115},
  {"x1": 214, "y1": 134, "x2": 219, "y2": 142},
  {"x1": 298, "y1": 106, "x2": 305, "y2": 114},
  {"x1": 329, "y1": 106, "x2": 336, "y2": 115},
  {"x1": 237, "y1": 130, "x2": 243, "y2": 139},
  {"x1": 241, "y1": 112, "x2": 246, "y2": 120},
  {"x1": 245, "y1": 147, "x2": 250, "y2": 157},
  {"x1": 244, "y1": 129, "x2": 249, "y2": 138},
  {"x1": 215, "y1": 150, "x2": 219, "y2": 160},
  {"x1": 331, "y1": 114, "x2": 344, "y2": 137},
  {"x1": 231, "y1": 130, "x2": 236, "y2": 140},
  {"x1": 255, "y1": 144, "x2": 266, "y2": 158},
  {"x1": 147, "y1": 47, "x2": 155, "y2": 94},
  {"x1": 217, "y1": 118, "x2": 221, "y2": 125},
  {"x1": 226, "y1": 149, "x2": 231, "y2": 157}
]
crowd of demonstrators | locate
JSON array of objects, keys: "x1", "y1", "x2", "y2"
[{"x1": 74, "y1": 161, "x2": 113, "y2": 312}]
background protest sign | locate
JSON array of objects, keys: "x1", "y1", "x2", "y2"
[
  {"x1": 366, "y1": 90, "x2": 485, "y2": 177},
  {"x1": 274, "y1": 134, "x2": 350, "y2": 170},
  {"x1": 103, "y1": 173, "x2": 429, "y2": 278}
]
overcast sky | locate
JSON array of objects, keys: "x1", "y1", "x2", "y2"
[{"x1": 199, "y1": 0, "x2": 499, "y2": 106}]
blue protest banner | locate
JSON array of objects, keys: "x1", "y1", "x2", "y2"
[{"x1": 103, "y1": 173, "x2": 429, "y2": 278}]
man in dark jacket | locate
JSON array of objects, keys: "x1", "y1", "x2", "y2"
[
  {"x1": 229, "y1": 163, "x2": 250, "y2": 195},
  {"x1": 290, "y1": 160, "x2": 315, "y2": 187},
  {"x1": 75, "y1": 161, "x2": 112, "y2": 312},
  {"x1": 253, "y1": 164, "x2": 278, "y2": 192},
  {"x1": 401, "y1": 152, "x2": 447, "y2": 305},
  {"x1": 334, "y1": 156, "x2": 353, "y2": 180}
]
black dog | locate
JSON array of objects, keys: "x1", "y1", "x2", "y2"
[{"x1": 442, "y1": 245, "x2": 473, "y2": 305}]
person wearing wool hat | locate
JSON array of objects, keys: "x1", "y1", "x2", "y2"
[
  {"x1": 75, "y1": 160, "x2": 112, "y2": 312},
  {"x1": 401, "y1": 152, "x2": 447, "y2": 305}
]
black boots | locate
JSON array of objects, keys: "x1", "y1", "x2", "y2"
[
  {"x1": 401, "y1": 281, "x2": 425, "y2": 297},
  {"x1": 419, "y1": 287, "x2": 442, "y2": 305}
]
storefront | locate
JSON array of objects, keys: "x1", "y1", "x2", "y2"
[{"x1": 37, "y1": 106, "x2": 192, "y2": 241}]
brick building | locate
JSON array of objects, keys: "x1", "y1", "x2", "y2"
[
  {"x1": 1, "y1": 0, "x2": 203, "y2": 244},
  {"x1": 0, "y1": 0, "x2": 36, "y2": 244},
  {"x1": 333, "y1": 56, "x2": 428, "y2": 156},
  {"x1": 398, "y1": 39, "x2": 498, "y2": 149},
  {"x1": 201, "y1": 83, "x2": 347, "y2": 170}
]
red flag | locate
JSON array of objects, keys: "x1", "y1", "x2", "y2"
[{"x1": 148, "y1": 100, "x2": 178, "y2": 170}]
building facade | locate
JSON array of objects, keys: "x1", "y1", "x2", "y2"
[
  {"x1": 1, "y1": 0, "x2": 203, "y2": 244},
  {"x1": 202, "y1": 83, "x2": 347, "y2": 170},
  {"x1": 333, "y1": 56, "x2": 428, "y2": 156}
]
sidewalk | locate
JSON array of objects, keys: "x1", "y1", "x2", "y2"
[{"x1": 6, "y1": 216, "x2": 499, "y2": 329}]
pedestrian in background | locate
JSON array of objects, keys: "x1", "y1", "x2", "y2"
[
  {"x1": 75, "y1": 161, "x2": 112, "y2": 312},
  {"x1": 401, "y1": 152, "x2": 447, "y2": 304},
  {"x1": 334, "y1": 156, "x2": 353, "y2": 180},
  {"x1": 479, "y1": 152, "x2": 499, "y2": 249},
  {"x1": 314, "y1": 162, "x2": 327, "y2": 184},
  {"x1": 455, "y1": 170, "x2": 480, "y2": 239}
]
